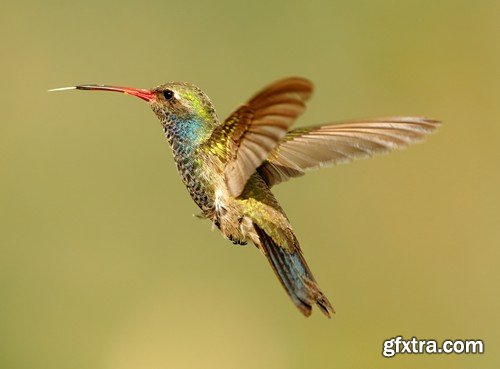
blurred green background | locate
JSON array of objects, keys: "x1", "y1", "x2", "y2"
[{"x1": 1, "y1": 1, "x2": 499, "y2": 368}]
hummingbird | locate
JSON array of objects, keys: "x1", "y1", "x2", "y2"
[{"x1": 50, "y1": 77, "x2": 440, "y2": 317}]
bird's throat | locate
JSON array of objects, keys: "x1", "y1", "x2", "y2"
[{"x1": 162, "y1": 115, "x2": 212, "y2": 157}]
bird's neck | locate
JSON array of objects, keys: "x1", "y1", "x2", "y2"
[
  {"x1": 161, "y1": 115, "x2": 217, "y2": 212},
  {"x1": 162, "y1": 114, "x2": 214, "y2": 157}
]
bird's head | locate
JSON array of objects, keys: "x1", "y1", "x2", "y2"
[{"x1": 149, "y1": 82, "x2": 218, "y2": 127}]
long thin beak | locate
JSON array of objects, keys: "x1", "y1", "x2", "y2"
[{"x1": 48, "y1": 84, "x2": 156, "y2": 102}]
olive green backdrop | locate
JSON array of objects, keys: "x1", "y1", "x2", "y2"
[{"x1": 1, "y1": 1, "x2": 499, "y2": 368}]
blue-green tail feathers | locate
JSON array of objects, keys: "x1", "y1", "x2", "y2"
[{"x1": 254, "y1": 224, "x2": 333, "y2": 317}]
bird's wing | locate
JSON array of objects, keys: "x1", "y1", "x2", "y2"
[
  {"x1": 209, "y1": 77, "x2": 313, "y2": 197},
  {"x1": 258, "y1": 117, "x2": 441, "y2": 187}
]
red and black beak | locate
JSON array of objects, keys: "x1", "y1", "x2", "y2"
[{"x1": 49, "y1": 85, "x2": 156, "y2": 102}]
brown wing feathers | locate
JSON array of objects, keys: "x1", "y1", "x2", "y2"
[
  {"x1": 260, "y1": 117, "x2": 441, "y2": 187},
  {"x1": 224, "y1": 77, "x2": 314, "y2": 196},
  {"x1": 219, "y1": 77, "x2": 440, "y2": 193}
]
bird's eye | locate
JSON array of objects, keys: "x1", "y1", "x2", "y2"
[{"x1": 163, "y1": 89, "x2": 174, "y2": 100}]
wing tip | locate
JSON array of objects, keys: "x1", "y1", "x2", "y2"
[{"x1": 392, "y1": 116, "x2": 442, "y2": 127}]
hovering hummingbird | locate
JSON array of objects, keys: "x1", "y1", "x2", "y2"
[{"x1": 50, "y1": 77, "x2": 440, "y2": 317}]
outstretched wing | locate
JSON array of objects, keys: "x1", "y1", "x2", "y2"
[
  {"x1": 258, "y1": 117, "x2": 441, "y2": 187},
  {"x1": 206, "y1": 77, "x2": 313, "y2": 197}
]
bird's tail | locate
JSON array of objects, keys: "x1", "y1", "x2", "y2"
[{"x1": 254, "y1": 224, "x2": 334, "y2": 317}]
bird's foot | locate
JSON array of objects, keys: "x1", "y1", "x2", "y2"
[{"x1": 227, "y1": 234, "x2": 247, "y2": 246}]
